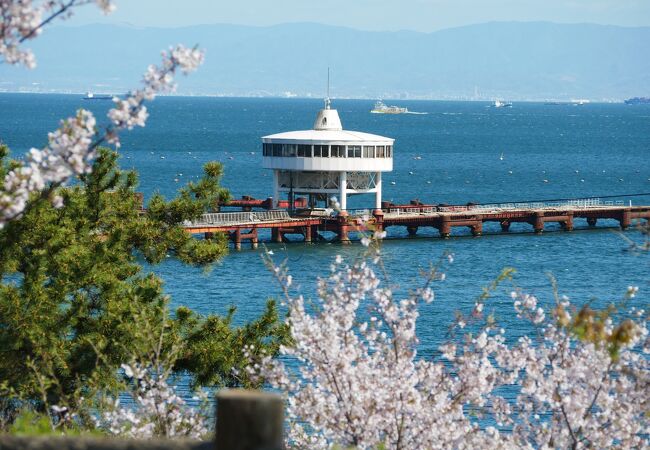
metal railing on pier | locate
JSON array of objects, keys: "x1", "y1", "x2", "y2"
[
  {"x1": 187, "y1": 210, "x2": 291, "y2": 227},
  {"x1": 376, "y1": 198, "x2": 626, "y2": 217}
]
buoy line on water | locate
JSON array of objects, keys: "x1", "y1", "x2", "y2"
[
  {"x1": 471, "y1": 192, "x2": 650, "y2": 206},
  {"x1": 342, "y1": 192, "x2": 650, "y2": 212}
]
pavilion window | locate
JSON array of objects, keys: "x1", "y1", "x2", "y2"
[
  {"x1": 272, "y1": 144, "x2": 282, "y2": 156},
  {"x1": 363, "y1": 145, "x2": 375, "y2": 158},
  {"x1": 386, "y1": 145, "x2": 392, "y2": 157},
  {"x1": 282, "y1": 144, "x2": 297, "y2": 157},
  {"x1": 314, "y1": 144, "x2": 329, "y2": 157},
  {"x1": 297, "y1": 144, "x2": 312, "y2": 157},
  {"x1": 348, "y1": 145, "x2": 361, "y2": 158},
  {"x1": 331, "y1": 145, "x2": 345, "y2": 157},
  {"x1": 376, "y1": 145, "x2": 385, "y2": 157}
]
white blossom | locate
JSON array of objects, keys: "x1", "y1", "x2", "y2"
[
  {"x1": 0, "y1": 1, "x2": 117, "y2": 68},
  {"x1": 253, "y1": 254, "x2": 649, "y2": 449},
  {"x1": 1, "y1": 38, "x2": 203, "y2": 226},
  {"x1": 98, "y1": 363, "x2": 209, "y2": 439}
]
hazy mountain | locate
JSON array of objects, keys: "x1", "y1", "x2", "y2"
[{"x1": 2, "y1": 21, "x2": 649, "y2": 100}]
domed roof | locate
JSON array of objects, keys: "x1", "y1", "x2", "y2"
[{"x1": 262, "y1": 99, "x2": 393, "y2": 143}]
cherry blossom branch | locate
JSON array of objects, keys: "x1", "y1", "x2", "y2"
[
  {"x1": 0, "y1": 44, "x2": 204, "y2": 228},
  {"x1": 1, "y1": 0, "x2": 115, "y2": 68},
  {"x1": 254, "y1": 250, "x2": 648, "y2": 449},
  {"x1": 18, "y1": 0, "x2": 77, "y2": 43}
]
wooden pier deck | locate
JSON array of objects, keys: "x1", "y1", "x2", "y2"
[{"x1": 182, "y1": 198, "x2": 650, "y2": 249}]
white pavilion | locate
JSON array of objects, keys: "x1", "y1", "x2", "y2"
[{"x1": 262, "y1": 99, "x2": 394, "y2": 211}]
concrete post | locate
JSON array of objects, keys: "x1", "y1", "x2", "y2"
[
  {"x1": 339, "y1": 171, "x2": 347, "y2": 211},
  {"x1": 471, "y1": 220, "x2": 483, "y2": 236},
  {"x1": 620, "y1": 210, "x2": 631, "y2": 230},
  {"x1": 439, "y1": 216, "x2": 451, "y2": 239},
  {"x1": 272, "y1": 170, "x2": 279, "y2": 209},
  {"x1": 251, "y1": 229, "x2": 258, "y2": 249},
  {"x1": 375, "y1": 171, "x2": 382, "y2": 209},
  {"x1": 373, "y1": 209, "x2": 384, "y2": 233},
  {"x1": 304, "y1": 225, "x2": 312, "y2": 243},
  {"x1": 233, "y1": 229, "x2": 242, "y2": 251},
  {"x1": 216, "y1": 389, "x2": 284, "y2": 450},
  {"x1": 562, "y1": 212, "x2": 574, "y2": 231},
  {"x1": 533, "y1": 212, "x2": 545, "y2": 233},
  {"x1": 337, "y1": 211, "x2": 351, "y2": 244}
]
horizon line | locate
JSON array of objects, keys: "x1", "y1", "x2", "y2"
[{"x1": 52, "y1": 19, "x2": 650, "y2": 35}]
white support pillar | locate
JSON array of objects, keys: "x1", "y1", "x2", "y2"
[
  {"x1": 339, "y1": 171, "x2": 347, "y2": 211},
  {"x1": 375, "y1": 171, "x2": 382, "y2": 209},
  {"x1": 272, "y1": 170, "x2": 279, "y2": 208}
]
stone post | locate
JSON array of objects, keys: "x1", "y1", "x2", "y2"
[{"x1": 216, "y1": 389, "x2": 284, "y2": 450}]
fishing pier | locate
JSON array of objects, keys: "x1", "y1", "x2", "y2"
[
  {"x1": 183, "y1": 197, "x2": 650, "y2": 249},
  {"x1": 183, "y1": 99, "x2": 649, "y2": 248}
]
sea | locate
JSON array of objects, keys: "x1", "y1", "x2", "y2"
[{"x1": 1, "y1": 94, "x2": 649, "y2": 396}]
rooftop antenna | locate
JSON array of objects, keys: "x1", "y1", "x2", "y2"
[{"x1": 325, "y1": 67, "x2": 331, "y2": 109}]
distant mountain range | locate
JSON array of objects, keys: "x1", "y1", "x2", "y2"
[{"x1": 2, "y1": 21, "x2": 649, "y2": 100}]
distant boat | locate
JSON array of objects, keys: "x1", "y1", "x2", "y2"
[
  {"x1": 570, "y1": 99, "x2": 590, "y2": 105},
  {"x1": 371, "y1": 100, "x2": 408, "y2": 114},
  {"x1": 83, "y1": 92, "x2": 112, "y2": 100},
  {"x1": 624, "y1": 97, "x2": 650, "y2": 105},
  {"x1": 492, "y1": 100, "x2": 512, "y2": 108}
]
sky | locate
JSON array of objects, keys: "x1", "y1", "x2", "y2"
[{"x1": 68, "y1": 0, "x2": 650, "y2": 32}]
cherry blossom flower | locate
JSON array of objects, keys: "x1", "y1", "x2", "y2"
[
  {"x1": 0, "y1": 1, "x2": 116, "y2": 68},
  {"x1": 0, "y1": 0, "x2": 204, "y2": 227},
  {"x1": 97, "y1": 363, "x2": 209, "y2": 439},
  {"x1": 253, "y1": 253, "x2": 649, "y2": 449}
]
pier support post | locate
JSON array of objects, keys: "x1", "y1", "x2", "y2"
[
  {"x1": 272, "y1": 170, "x2": 279, "y2": 208},
  {"x1": 439, "y1": 216, "x2": 451, "y2": 239},
  {"x1": 587, "y1": 217, "x2": 597, "y2": 227},
  {"x1": 204, "y1": 231, "x2": 214, "y2": 240},
  {"x1": 533, "y1": 212, "x2": 545, "y2": 234},
  {"x1": 337, "y1": 212, "x2": 351, "y2": 244},
  {"x1": 271, "y1": 228, "x2": 283, "y2": 243},
  {"x1": 233, "y1": 229, "x2": 242, "y2": 251},
  {"x1": 251, "y1": 229, "x2": 258, "y2": 249},
  {"x1": 500, "y1": 220, "x2": 511, "y2": 232},
  {"x1": 561, "y1": 212, "x2": 574, "y2": 232},
  {"x1": 620, "y1": 210, "x2": 631, "y2": 230},
  {"x1": 304, "y1": 225, "x2": 312, "y2": 243},
  {"x1": 471, "y1": 221, "x2": 483, "y2": 237},
  {"x1": 407, "y1": 226, "x2": 418, "y2": 237},
  {"x1": 373, "y1": 209, "x2": 384, "y2": 233}
]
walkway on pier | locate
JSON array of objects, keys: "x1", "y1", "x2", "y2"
[
  {"x1": 183, "y1": 210, "x2": 322, "y2": 250},
  {"x1": 182, "y1": 198, "x2": 650, "y2": 249}
]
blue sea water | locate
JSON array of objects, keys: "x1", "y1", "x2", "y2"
[{"x1": 1, "y1": 94, "x2": 649, "y2": 379}]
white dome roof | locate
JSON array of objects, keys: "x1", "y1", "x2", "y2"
[
  {"x1": 263, "y1": 100, "x2": 393, "y2": 143},
  {"x1": 262, "y1": 129, "x2": 393, "y2": 143}
]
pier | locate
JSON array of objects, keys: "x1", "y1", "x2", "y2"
[
  {"x1": 183, "y1": 197, "x2": 650, "y2": 249},
  {"x1": 181, "y1": 100, "x2": 649, "y2": 249}
]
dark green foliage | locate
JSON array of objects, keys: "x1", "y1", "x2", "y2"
[
  {"x1": 173, "y1": 300, "x2": 290, "y2": 389},
  {"x1": 0, "y1": 147, "x2": 287, "y2": 429}
]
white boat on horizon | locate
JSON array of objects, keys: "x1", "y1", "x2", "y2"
[
  {"x1": 492, "y1": 99, "x2": 512, "y2": 108},
  {"x1": 371, "y1": 100, "x2": 408, "y2": 114},
  {"x1": 83, "y1": 91, "x2": 113, "y2": 100}
]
